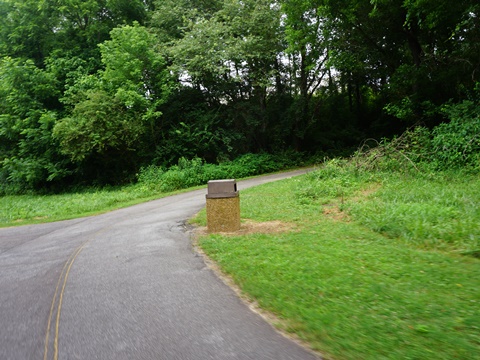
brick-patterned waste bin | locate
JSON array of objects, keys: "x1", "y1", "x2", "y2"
[{"x1": 206, "y1": 179, "x2": 240, "y2": 233}]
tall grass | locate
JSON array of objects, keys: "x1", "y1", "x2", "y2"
[
  {"x1": 347, "y1": 173, "x2": 480, "y2": 255},
  {"x1": 295, "y1": 162, "x2": 480, "y2": 256}
]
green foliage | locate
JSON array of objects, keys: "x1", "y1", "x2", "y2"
[
  {"x1": 1, "y1": 0, "x2": 479, "y2": 191},
  {"x1": 352, "y1": 128, "x2": 430, "y2": 174},
  {"x1": 321, "y1": 0, "x2": 479, "y2": 126},
  {"x1": 162, "y1": 0, "x2": 289, "y2": 152},
  {"x1": 53, "y1": 90, "x2": 145, "y2": 162},
  {"x1": 155, "y1": 88, "x2": 242, "y2": 165},
  {"x1": 0, "y1": 57, "x2": 69, "y2": 194},
  {"x1": 137, "y1": 153, "x2": 311, "y2": 192},
  {"x1": 156, "y1": 120, "x2": 237, "y2": 165},
  {"x1": 295, "y1": 159, "x2": 369, "y2": 204},
  {"x1": 52, "y1": 23, "x2": 173, "y2": 183},
  {"x1": 300, "y1": 146, "x2": 480, "y2": 255},
  {"x1": 0, "y1": 0, "x2": 57, "y2": 64},
  {"x1": 150, "y1": 0, "x2": 223, "y2": 46},
  {"x1": 168, "y1": 0, "x2": 282, "y2": 93},
  {"x1": 99, "y1": 22, "x2": 171, "y2": 115},
  {"x1": 0, "y1": 2, "x2": 161, "y2": 192},
  {"x1": 354, "y1": 93, "x2": 480, "y2": 174},
  {"x1": 432, "y1": 100, "x2": 480, "y2": 171}
]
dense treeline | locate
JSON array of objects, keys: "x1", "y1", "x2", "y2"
[{"x1": 1, "y1": 0, "x2": 479, "y2": 193}]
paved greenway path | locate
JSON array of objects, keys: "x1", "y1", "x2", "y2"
[{"x1": 0, "y1": 169, "x2": 320, "y2": 360}]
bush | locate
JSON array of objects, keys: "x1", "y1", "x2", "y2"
[
  {"x1": 136, "y1": 165, "x2": 165, "y2": 186},
  {"x1": 353, "y1": 97, "x2": 480, "y2": 174},
  {"x1": 352, "y1": 127, "x2": 433, "y2": 174},
  {"x1": 136, "y1": 152, "x2": 312, "y2": 193},
  {"x1": 432, "y1": 100, "x2": 480, "y2": 171}
]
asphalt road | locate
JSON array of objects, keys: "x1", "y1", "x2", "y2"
[{"x1": 0, "y1": 169, "x2": 320, "y2": 360}]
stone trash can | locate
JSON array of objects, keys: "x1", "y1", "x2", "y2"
[{"x1": 206, "y1": 179, "x2": 240, "y2": 233}]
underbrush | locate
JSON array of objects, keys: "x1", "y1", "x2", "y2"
[
  {"x1": 136, "y1": 152, "x2": 311, "y2": 192},
  {"x1": 353, "y1": 98, "x2": 480, "y2": 174}
]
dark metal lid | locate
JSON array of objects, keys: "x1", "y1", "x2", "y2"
[{"x1": 206, "y1": 179, "x2": 239, "y2": 198}]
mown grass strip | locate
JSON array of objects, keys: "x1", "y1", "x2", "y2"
[{"x1": 0, "y1": 184, "x2": 200, "y2": 227}]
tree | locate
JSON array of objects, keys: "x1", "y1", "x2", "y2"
[
  {"x1": 0, "y1": 0, "x2": 57, "y2": 65},
  {"x1": 2, "y1": 0, "x2": 478, "y2": 192},
  {"x1": 99, "y1": 23, "x2": 171, "y2": 122},
  {"x1": 0, "y1": 57, "x2": 69, "y2": 193},
  {"x1": 53, "y1": 23, "x2": 173, "y2": 181},
  {"x1": 158, "y1": 0, "x2": 286, "y2": 151},
  {"x1": 53, "y1": 90, "x2": 143, "y2": 162},
  {"x1": 282, "y1": 0, "x2": 330, "y2": 147},
  {"x1": 150, "y1": 0, "x2": 222, "y2": 44},
  {"x1": 318, "y1": 0, "x2": 480, "y2": 125}
]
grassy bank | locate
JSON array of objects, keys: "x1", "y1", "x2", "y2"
[
  {"x1": 193, "y1": 165, "x2": 480, "y2": 359},
  {"x1": 0, "y1": 153, "x2": 312, "y2": 227},
  {"x1": 0, "y1": 184, "x2": 177, "y2": 227}
]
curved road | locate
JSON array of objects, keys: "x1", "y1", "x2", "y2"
[{"x1": 0, "y1": 169, "x2": 320, "y2": 360}]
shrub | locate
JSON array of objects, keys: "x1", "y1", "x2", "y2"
[
  {"x1": 353, "y1": 97, "x2": 480, "y2": 174},
  {"x1": 352, "y1": 127, "x2": 433, "y2": 174},
  {"x1": 432, "y1": 100, "x2": 480, "y2": 171},
  {"x1": 136, "y1": 165, "x2": 165, "y2": 188},
  {"x1": 136, "y1": 152, "x2": 312, "y2": 193}
]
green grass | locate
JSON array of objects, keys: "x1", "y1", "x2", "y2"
[
  {"x1": 194, "y1": 169, "x2": 480, "y2": 360},
  {"x1": 0, "y1": 184, "x2": 199, "y2": 227},
  {"x1": 347, "y1": 174, "x2": 480, "y2": 255},
  {"x1": 0, "y1": 153, "x2": 313, "y2": 227}
]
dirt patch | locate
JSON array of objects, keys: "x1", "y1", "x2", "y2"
[
  {"x1": 322, "y1": 183, "x2": 381, "y2": 222},
  {"x1": 322, "y1": 205, "x2": 350, "y2": 222},
  {"x1": 194, "y1": 219, "x2": 296, "y2": 236},
  {"x1": 353, "y1": 183, "x2": 382, "y2": 201}
]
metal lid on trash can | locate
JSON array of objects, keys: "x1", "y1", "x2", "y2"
[{"x1": 206, "y1": 179, "x2": 239, "y2": 199}]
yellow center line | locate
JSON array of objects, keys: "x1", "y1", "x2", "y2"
[
  {"x1": 44, "y1": 243, "x2": 82, "y2": 360},
  {"x1": 54, "y1": 241, "x2": 89, "y2": 360},
  {"x1": 43, "y1": 241, "x2": 89, "y2": 360},
  {"x1": 43, "y1": 220, "x2": 122, "y2": 359}
]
